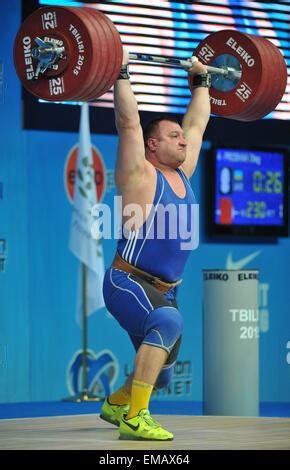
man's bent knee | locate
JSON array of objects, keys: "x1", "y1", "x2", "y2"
[{"x1": 142, "y1": 306, "x2": 183, "y2": 355}]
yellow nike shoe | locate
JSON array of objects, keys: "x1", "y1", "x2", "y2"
[
  {"x1": 100, "y1": 398, "x2": 130, "y2": 427},
  {"x1": 119, "y1": 409, "x2": 174, "y2": 441}
]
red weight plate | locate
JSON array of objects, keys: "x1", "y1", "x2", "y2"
[
  {"x1": 63, "y1": 7, "x2": 103, "y2": 101},
  {"x1": 247, "y1": 36, "x2": 287, "y2": 120},
  {"x1": 79, "y1": 9, "x2": 116, "y2": 101},
  {"x1": 79, "y1": 8, "x2": 110, "y2": 101},
  {"x1": 94, "y1": 9, "x2": 123, "y2": 98},
  {"x1": 80, "y1": 8, "x2": 114, "y2": 101},
  {"x1": 92, "y1": 10, "x2": 123, "y2": 99},
  {"x1": 226, "y1": 34, "x2": 274, "y2": 121},
  {"x1": 82, "y1": 12, "x2": 115, "y2": 101},
  {"x1": 192, "y1": 29, "x2": 265, "y2": 117},
  {"x1": 232, "y1": 35, "x2": 287, "y2": 121},
  {"x1": 71, "y1": 8, "x2": 107, "y2": 101},
  {"x1": 13, "y1": 6, "x2": 96, "y2": 101}
]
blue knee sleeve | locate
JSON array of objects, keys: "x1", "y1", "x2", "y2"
[
  {"x1": 155, "y1": 362, "x2": 175, "y2": 390},
  {"x1": 142, "y1": 306, "x2": 183, "y2": 355}
]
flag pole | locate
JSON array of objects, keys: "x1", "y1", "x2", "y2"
[
  {"x1": 63, "y1": 263, "x2": 102, "y2": 402},
  {"x1": 79, "y1": 263, "x2": 102, "y2": 401},
  {"x1": 63, "y1": 102, "x2": 104, "y2": 403},
  {"x1": 81, "y1": 262, "x2": 88, "y2": 397}
]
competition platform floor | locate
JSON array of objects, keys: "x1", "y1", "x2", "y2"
[{"x1": 1, "y1": 401, "x2": 290, "y2": 450}]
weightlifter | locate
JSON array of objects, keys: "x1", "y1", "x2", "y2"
[{"x1": 101, "y1": 49, "x2": 211, "y2": 441}]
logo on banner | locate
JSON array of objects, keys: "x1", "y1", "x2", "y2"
[
  {"x1": 64, "y1": 144, "x2": 106, "y2": 203},
  {"x1": 226, "y1": 250, "x2": 261, "y2": 270},
  {"x1": 66, "y1": 349, "x2": 119, "y2": 397}
]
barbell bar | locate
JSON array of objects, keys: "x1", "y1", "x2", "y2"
[
  {"x1": 128, "y1": 52, "x2": 242, "y2": 79},
  {"x1": 13, "y1": 6, "x2": 288, "y2": 121}
]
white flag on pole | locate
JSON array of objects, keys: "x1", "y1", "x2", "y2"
[{"x1": 69, "y1": 103, "x2": 105, "y2": 323}]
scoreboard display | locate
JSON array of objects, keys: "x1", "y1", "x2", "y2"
[{"x1": 210, "y1": 148, "x2": 288, "y2": 237}]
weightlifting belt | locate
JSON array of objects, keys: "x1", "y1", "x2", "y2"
[{"x1": 111, "y1": 252, "x2": 182, "y2": 293}]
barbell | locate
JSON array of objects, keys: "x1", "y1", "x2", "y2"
[{"x1": 13, "y1": 6, "x2": 288, "y2": 121}]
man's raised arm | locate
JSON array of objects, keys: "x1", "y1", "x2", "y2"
[
  {"x1": 181, "y1": 58, "x2": 211, "y2": 179},
  {"x1": 114, "y1": 50, "x2": 147, "y2": 192}
]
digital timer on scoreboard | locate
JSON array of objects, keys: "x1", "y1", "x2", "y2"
[{"x1": 207, "y1": 147, "x2": 288, "y2": 237}]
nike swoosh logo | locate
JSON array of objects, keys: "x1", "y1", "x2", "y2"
[
  {"x1": 122, "y1": 418, "x2": 140, "y2": 432},
  {"x1": 226, "y1": 250, "x2": 261, "y2": 270}
]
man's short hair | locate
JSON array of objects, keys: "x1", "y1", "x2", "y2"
[{"x1": 142, "y1": 116, "x2": 180, "y2": 147}]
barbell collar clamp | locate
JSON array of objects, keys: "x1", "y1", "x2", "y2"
[{"x1": 31, "y1": 37, "x2": 65, "y2": 79}]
